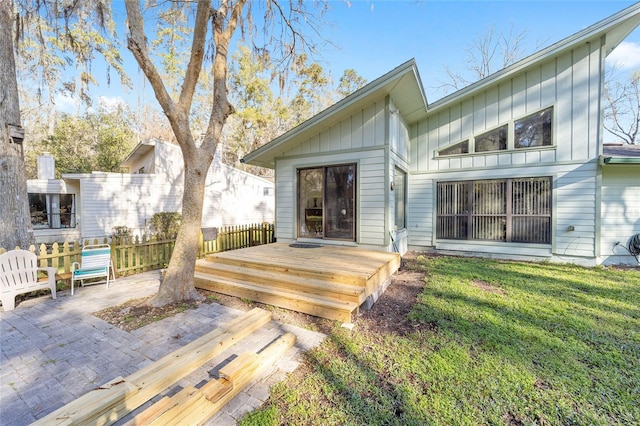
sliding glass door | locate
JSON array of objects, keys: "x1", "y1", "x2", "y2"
[{"x1": 298, "y1": 164, "x2": 356, "y2": 241}]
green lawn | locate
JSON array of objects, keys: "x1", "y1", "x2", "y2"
[{"x1": 240, "y1": 256, "x2": 640, "y2": 425}]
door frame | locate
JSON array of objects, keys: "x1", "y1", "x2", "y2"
[{"x1": 296, "y1": 163, "x2": 357, "y2": 241}]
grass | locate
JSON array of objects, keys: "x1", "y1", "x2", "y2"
[{"x1": 240, "y1": 256, "x2": 640, "y2": 425}]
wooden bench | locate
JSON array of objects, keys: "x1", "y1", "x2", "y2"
[
  {"x1": 71, "y1": 244, "x2": 115, "y2": 295},
  {"x1": 0, "y1": 249, "x2": 57, "y2": 311}
]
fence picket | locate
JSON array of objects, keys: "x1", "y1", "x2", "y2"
[{"x1": 1, "y1": 223, "x2": 274, "y2": 278}]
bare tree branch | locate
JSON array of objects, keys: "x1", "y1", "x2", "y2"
[{"x1": 178, "y1": 0, "x2": 211, "y2": 114}]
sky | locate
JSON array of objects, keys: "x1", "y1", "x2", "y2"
[
  {"x1": 322, "y1": 0, "x2": 640, "y2": 101},
  {"x1": 60, "y1": 1, "x2": 640, "y2": 112}
]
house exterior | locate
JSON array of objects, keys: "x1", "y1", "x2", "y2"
[
  {"x1": 243, "y1": 4, "x2": 640, "y2": 266},
  {"x1": 27, "y1": 140, "x2": 275, "y2": 243}
]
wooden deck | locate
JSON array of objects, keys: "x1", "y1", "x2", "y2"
[{"x1": 194, "y1": 243, "x2": 401, "y2": 323}]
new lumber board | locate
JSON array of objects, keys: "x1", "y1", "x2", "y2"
[
  {"x1": 129, "y1": 332, "x2": 297, "y2": 425},
  {"x1": 193, "y1": 332, "x2": 298, "y2": 421},
  {"x1": 194, "y1": 274, "x2": 356, "y2": 322},
  {"x1": 195, "y1": 261, "x2": 366, "y2": 298},
  {"x1": 218, "y1": 352, "x2": 260, "y2": 383},
  {"x1": 30, "y1": 377, "x2": 139, "y2": 426},
  {"x1": 33, "y1": 308, "x2": 271, "y2": 426}
]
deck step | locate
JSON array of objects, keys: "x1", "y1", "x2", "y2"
[
  {"x1": 194, "y1": 271, "x2": 358, "y2": 323},
  {"x1": 195, "y1": 260, "x2": 366, "y2": 304},
  {"x1": 204, "y1": 252, "x2": 369, "y2": 286}
]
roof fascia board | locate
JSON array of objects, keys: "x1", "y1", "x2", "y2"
[
  {"x1": 429, "y1": 2, "x2": 640, "y2": 113},
  {"x1": 120, "y1": 139, "x2": 157, "y2": 167}
]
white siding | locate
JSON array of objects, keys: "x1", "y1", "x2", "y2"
[
  {"x1": 273, "y1": 97, "x2": 392, "y2": 249},
  {"x1": 77, "y1": 165, "x2": 275, "y2": 240},
  {"x1": 600, "y1": 166, "x2": 640, "y2": 265},
  {"x1": 407, "y1": 163, "x2": 600, "y2": 263},
  {"x1": 413, "y1": 40, "x2": 603, "y2": 173},
  {"x1": 406, "y1": 39, "x2": 605, "y2": 264},
  {"x1": 79, "y1": 173, "x2": 182, "y2": 239},
  {"x1": 52, "y1": 140, "x2": 276, "y2": 240},
  {"x1": 27, "y1": 179, "x2": 81, "y2": 243},
  {"x1": 275, "y1": 149, "x2": 387, "y2": 248}
]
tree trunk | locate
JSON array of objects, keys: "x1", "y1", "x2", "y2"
[
  {"x1": 0, "y1": 0, "x2": 34, "y2": 251},
  {"x1": 147, "y1": 151, "x2": 209, "y2": 306}
]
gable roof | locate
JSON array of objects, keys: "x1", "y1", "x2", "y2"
[
  {"x1": 243, "y1": 3, "x2": 640, "y2": 169},
  {"x1": 242, "y1": 59, "x2": 427, "y2": 168},
  {"x1": 121, "y1": 139, "x2": 159, "y2": 170}
]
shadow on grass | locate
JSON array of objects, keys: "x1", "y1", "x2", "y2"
[
  {"x1": 408, "y1": 256, "x2": 640, "y2": 423},
  {"x1": 245, "y1": 256, "x2": 640, "y2": 425}
]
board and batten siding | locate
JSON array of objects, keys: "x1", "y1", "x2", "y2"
[
  {"x1": 600, "y1": 166, "x2": 640, "y2": 265},
  {"x1": 406, "y1": 39, "x2": 604, "y2": 263},
  {"x1": 410, "y1": 40, "x2": 603, "y2": 173},
  {"x1": 273, "y1": 97, "x2": 399, "y2": 248},
  {"x1": 284, "y1": 100, "x2": 387, "y2": 158},
  {"x1": 388, "y1": 101, "x2": 411, "y2": 252}
]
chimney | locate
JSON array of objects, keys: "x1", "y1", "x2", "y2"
[{"x1": 38, "y1": 153, "x2": 55, "y2": 179}]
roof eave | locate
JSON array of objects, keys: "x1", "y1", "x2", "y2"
[{"x1": 120, "y1": 139, "x2": 157, "y2": 168}]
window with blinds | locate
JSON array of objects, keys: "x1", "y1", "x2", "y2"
[{"x1": 437, "y1": 177, "x2": 552, "y2": 244}]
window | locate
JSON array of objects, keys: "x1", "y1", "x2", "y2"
[
  {"x1": 394, "y1": 168, "x2": 406, "y2": 229},
  {"x1": 475, "y1": 125, "x2": 507, "y2": 152},
  {"x1": 438, "y1": 140, "x2": 469, "y2": 156},
  {"x1": 515, "y1": 107, "x2": 553, "y2": 148},
  {"x1": 29, "y1": 193, "x2": 76, "y2": 229},
  {"x1": 436, "y1": 177, "x2": 551, "y2": 244},
  {"x1": 437, "y1": 107, "x2": 554, "y2": 158}
]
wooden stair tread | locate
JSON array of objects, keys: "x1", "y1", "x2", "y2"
[
  {"x1": 208, "y1": 243, "x2": 398, "y2": 275},
  {"x1": 194, "y1": 272, "x2": 359, "y2": 311},
  {"x1": 203, "y1": 253, "x2": 371, "y2": 285},
  {"x1": 195, "y1": 260, "x2": 365, "y2": 296}
]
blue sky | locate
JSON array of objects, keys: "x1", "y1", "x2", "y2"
[
  {"x1": 321, "y1": 0, "x2": 640, "y2": 100},
  {"x1": 68, "y1": 1, "x2": 640, "y2": 111}
]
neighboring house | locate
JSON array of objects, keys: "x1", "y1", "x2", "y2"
[
  {"x1": 243, "y1": 4, "x2": 640, "y2": 266},
  {"x1": 27, "y1": 140, "x2": 274, "y2": 243}
]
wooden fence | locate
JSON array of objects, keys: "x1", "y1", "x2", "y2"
[{"x1": 0, "y1": 223, "x2": 275, "y2": 279}]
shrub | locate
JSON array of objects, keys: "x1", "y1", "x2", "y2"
[
  {"x1": 149, "y1": 212, "x2": 181, "y2": 240},
  {"x1": 111, "y1": 225, "x2": 133, "y2": 240}
]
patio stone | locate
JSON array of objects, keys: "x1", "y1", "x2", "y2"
[{"x1": 0, "y1": 269, "x2": 325, "y2": 425}]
